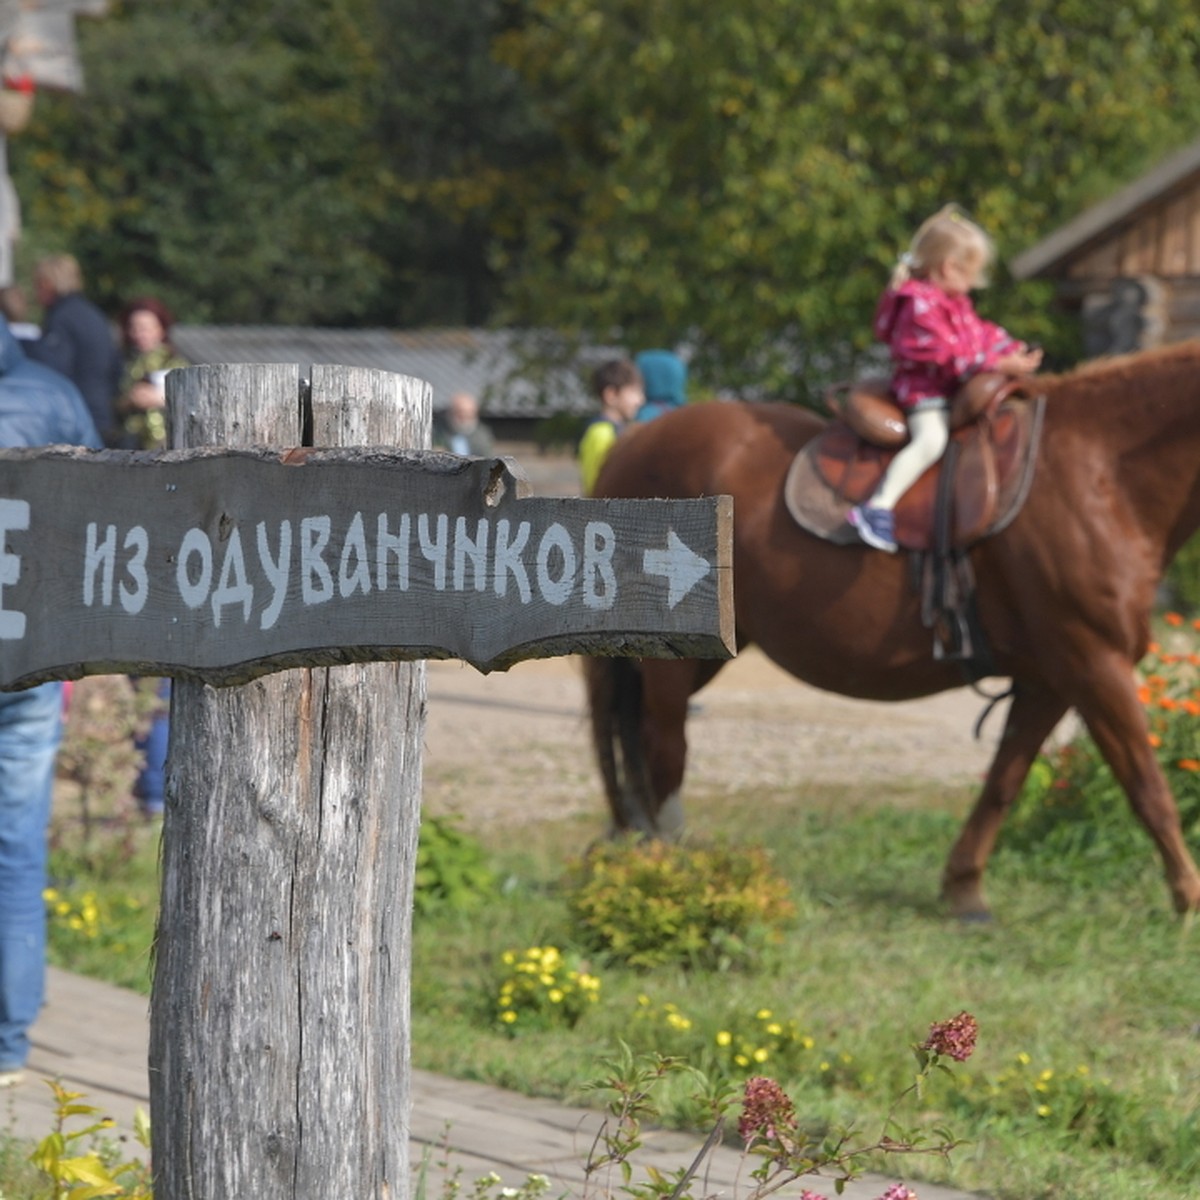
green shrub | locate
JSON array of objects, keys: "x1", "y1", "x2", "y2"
[
  {"x1": 1166, "y1": 535, "x2": 1200, "y2": 613},
  {"x1": 414, "y1": 816, "x2": 496, "y2": 916},
  {"x1": 627, "y1": 994, "x2": 863, "y2": 1094},
  {"x1": 491, "y1": 944, "x2": 601, "y2": 1034},
  {"x1": 1004, "y1": 621, "x2": 1200, "y2": 879},
  {"x1": 564, "y1": 840, "x2": 794, "y2": 969}
]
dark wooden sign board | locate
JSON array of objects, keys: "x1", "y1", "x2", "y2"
[{"x1": 0, "y1": 444, "x2": 734, "y2": 689}]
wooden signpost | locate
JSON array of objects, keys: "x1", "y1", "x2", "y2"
[
  {"x1": 0, "y1": 363, "x2": 733, "y2": 1200},
  {"x1": 0, "y1": 446, "x2": 732, "y2": 688}
]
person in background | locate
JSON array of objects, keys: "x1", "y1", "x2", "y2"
[
  {"x1": 634, "y1": 349, "x2": 687, "y2": 422},
  {"x1": 25, "y1": 255, "x2": 122, "y2": 446},
  {"x1": 577, "y1": 357, "x2": 644, "y2": 494},
  {"x1": 433, "y1": 391, "x2": 496, "y2": 457},
  {"x1": 115, "y1": 296, "x2": 188, "y2": 815},
  {"x1": 116, "y1": 296, "x2": 189, "y2": 451},
  {"x1": 0, "y1": 315, "x2": 101, "y2": 1088}
]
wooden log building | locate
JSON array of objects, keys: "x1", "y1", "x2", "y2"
[{"x1": 1012, "y1": 137, "x2": 1200, "y2": 357}]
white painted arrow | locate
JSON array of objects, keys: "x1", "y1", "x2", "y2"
[{"x1": 642, "y1": 530, "x2": 711, "y2": 608}]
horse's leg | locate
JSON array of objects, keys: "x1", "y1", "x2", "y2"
[
  {"x1": 639, "y1": 658, "x2": 723, "y2": 837},
  {"x1": 1074, "y1": 653, "x2": 1200, "y2": 914},
  {"x1": 942, "y1": 682, "x2": 1068, "y2": 919}
]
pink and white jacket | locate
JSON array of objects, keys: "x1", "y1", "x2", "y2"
[{"x1": 873, "y1": 279, "x2": 1019, "y2": 409}]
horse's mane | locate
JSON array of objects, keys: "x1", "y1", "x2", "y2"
[{"x1": 1043, "y1": 339, "x2": 1200, "y2": 390}]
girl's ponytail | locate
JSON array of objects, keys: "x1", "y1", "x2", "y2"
[{"x1": 889, "y1": 251, "x2": 915, "y2": 289}]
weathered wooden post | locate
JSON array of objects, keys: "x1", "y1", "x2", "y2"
[{"x1": 148, "y1": 364, "x2": 427, "y2": 1198}]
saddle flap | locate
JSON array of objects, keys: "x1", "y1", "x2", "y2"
[{"x1": 786, "y1": 395, "x2": 1044, "y2": 551}]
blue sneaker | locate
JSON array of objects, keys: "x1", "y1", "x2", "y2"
[{"x1": 847, "y1": 504, "x2": 898, "y2": 553}]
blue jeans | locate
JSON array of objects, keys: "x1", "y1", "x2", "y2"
[
  {"x1": 133, "y1": 678, "x2": 170, "y2": 815},
  {"x1": 0, "y1": 682, "x2": 62, "y2": 1070}
]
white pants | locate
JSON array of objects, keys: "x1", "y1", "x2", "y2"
[{"x1": 870, "y1": 404, "x2": 950, "y2": 511}]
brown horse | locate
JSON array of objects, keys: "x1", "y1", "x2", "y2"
[{"x1": 586, "y1": 341, "x2": 1200, "y2": 918}]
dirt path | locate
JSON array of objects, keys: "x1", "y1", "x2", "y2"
[
  {"x1": 422, "y1": 648, "x2": 1015, "y2": 831},
  {"x1": 420, "y1": 444, "x2": 1027, "y2": 831}
]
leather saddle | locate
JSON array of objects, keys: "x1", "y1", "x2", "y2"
[{"x1": 785, "y1": 372, "x2": 1044, "y2": 551}]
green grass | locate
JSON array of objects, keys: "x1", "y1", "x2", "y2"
[
  {"x1": 0, "y1": 1124, "x2": 43, "y2": 1198},
  {"x1": 36, "y1": 775, "x2": 1200, "y2": 1200},
  {"x1": 410, "y1": 785, "x2": 1200, "y2": 1200},
  {"x1": 44, "y1": 822, "x2": 159, "y2": 995}
]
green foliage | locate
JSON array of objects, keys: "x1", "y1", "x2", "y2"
[
  {"x1": 374, "y1": 0, "x2": 552, "y2": 325},
  {"x1": 1166, "y1": 535, "x2": 1200, "y2": 613},
  {"x1": 56, "y1": 676, "x2": 161, "y2": 859},
  {"x1": 40, "y1": 781, "x2": 1200, "y2": 1200},
  {"x1": 414, "y1": 816, "x2": 496, "y2": 916},
  {"x1": 573, "y1": 1042, "x2": 963, "y2": 1200},
  {"x1": 47, "y1": 676, "x2": 162, "y2": 995},
  {"x1": 15, "y1": 0, "x2": 392, "y2": 324},
  {"x1": 0, "y1": 1128, "x2": 44, "y2": 1197},
  {"x1": 628, "y1": 995, "x2": 863, "y2": 1095},
  {"x1": 1003, "y1": 622, "x2": 1200, "y2": 881},
  {"x1": 28, "y1": 1080, "x2": 152, "y2": 1198},
  {"x1": 945, "y1": 1054, "x2": 1200, "y2": 1181},
  {"x1": 43, "y1": 881, "x2": 153, "y2": 989},
  {"x1": 406, "y1": 784, "x2": 1200, "y2": 1200},
  {"x1": 488, "y1": 0, "x2": 1200, "y2": 399},
  {"x1": 564, "y1": 840, "x2": 794, "y2": 969},
  {"x1": 9, "y1": 0, "x2": 1200, "y2": 391}
]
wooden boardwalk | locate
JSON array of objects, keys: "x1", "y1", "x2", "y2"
[{"x1": 1, "y1": 967, "x2": 989, "y2": 1200}]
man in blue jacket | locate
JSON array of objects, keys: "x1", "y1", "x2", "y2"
[
  {"x1": 26, "y1": 255, "x2": 122, "y2": 446},
  {"x1": 0, "y1": 316, "x2": 100, "y2": 1087}
]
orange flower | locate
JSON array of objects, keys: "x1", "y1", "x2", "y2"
[
  {"x1": 1159, "y1": 697, "x2": 1179, "y2": 712},
  {"x1": 1145, "y1": 674, "x2": 1169, "y2": 691},
  {"x1": 1164, "y1": 612, "x2": 1184, "y2": 627},
  {"x1": 1177, "y1": 759, "x2": 1200, "y2": 772},
  {"x1": 1148, "y1": 641, "x2": 1161, "y2": 654},
  {"x1": 1137, "y1": 684, "x2": 1152, "y2": 705},
  {"x1": 1184, "y1": 700, "x2": 1200, "y2": 717},
  {"x1": 1148, "y1": 733, "x2": 1163, "y2": 748}
]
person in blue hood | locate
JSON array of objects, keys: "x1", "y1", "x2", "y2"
[
  {"x1": 634, "y1": 349, "x2": 687, "y2": 422},
  {"x1": 0, "y1": 316, "x2": 99, "y2": 1088}
]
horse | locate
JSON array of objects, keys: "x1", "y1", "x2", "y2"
[{"x1": 585, "y1": 341, "x2": 1200, "y2": 919}]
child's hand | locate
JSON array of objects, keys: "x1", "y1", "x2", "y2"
[{"x1": 996, "y1": 345, "x2": 1043, "y2": 375}]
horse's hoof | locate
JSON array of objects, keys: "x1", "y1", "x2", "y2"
[{"x1": 956, "y1": 909, "x2": 994, "y2": 926}]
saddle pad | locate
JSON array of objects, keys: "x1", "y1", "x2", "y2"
[{"x1": 784, "y1": 397, "x2": 1044, "y2": 550}]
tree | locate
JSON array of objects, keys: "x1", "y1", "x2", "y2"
[
  {"x1": 482, "y1": 0, "x2": 1200, "y2": 400},
  {"x1": 373, "y1": 0, "x2": 554, "y2": 326},
  {"x1": 11, "y1": 0, "x2": 391, "y2": 324},
  {"x1": 11, "y1": 0, "x2": 1200, "y2": 400}
]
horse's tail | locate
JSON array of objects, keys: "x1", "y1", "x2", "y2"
[{"x1": 583, "y1": 656, "x2": 660, "y2": 833}]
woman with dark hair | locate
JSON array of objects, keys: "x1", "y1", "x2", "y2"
[
  {"x1": 116, "y1": 296, "x2": 189, "y2": 450},
  {"x1": 115, "y1": 297, "x2": 189, "y2": 817}
]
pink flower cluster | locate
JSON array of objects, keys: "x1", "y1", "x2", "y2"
[
  {"x1": 737, "y1": 1076, "x2": 797, "y2": 1144},
  {"x1": 920, "y1": 1011, "x2": 978, "y2": 1063}
]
